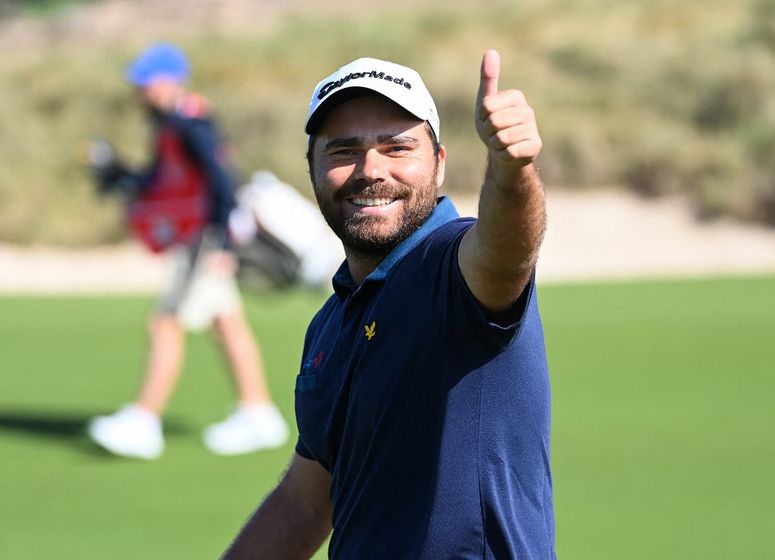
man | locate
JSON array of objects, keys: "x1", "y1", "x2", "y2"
[
  {"x1": 87, "y1": 43, "x2": 288, "y2": 460},
  {"x1": 223, "y1": 49, "x2": 553, "y2": 558}
]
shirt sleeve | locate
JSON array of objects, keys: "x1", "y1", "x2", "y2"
[
  {"x1": 295, "y1": 437, "x2": 315, "y2": 460},
  {"x1": 432, "y1": 220, "x2": 535, "y2": 351}
]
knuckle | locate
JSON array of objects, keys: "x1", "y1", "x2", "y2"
[
  {"x1": 505, "y1": 89, "x2": 526, "y2": 104},
  {"x1": 489, "y1": 112, "x2": 508, "y2": 130},
  {"x1": 481, "y1": 96, "x2": 497, "y2": 114},
  {"x1": 493, "y1": 131, "x2": 509, "y2": 149},
  {"x1": 508, "y1": 144, "x2": 529, "y2": 159}
]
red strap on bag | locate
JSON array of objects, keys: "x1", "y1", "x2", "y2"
[{"x1": 127, "y1": 126, "x2": 208, "y2": 252}]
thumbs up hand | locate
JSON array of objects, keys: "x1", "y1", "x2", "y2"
[
  {"x1": 460, "y1": 50, "x2": 546, "y2": 311},
  {"x1": 475, "y1": 49, "x2": 542, "y2": 170}
]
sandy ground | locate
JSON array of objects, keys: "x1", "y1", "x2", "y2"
[
  {"x1": 535, "y1": 190, "x2": 775, "y2": 283},
  {"x1": 1, "y1": 190, "x2": 774, "y2": 294}
]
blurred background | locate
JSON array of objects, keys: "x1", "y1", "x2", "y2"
[
  {"x1": 0, "y1": 0, "x2": 774, "y2": 558},
  {"x1": 3, "y1": 0, "x2": 775, "y2": 248}
]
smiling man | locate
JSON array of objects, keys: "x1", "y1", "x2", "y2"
[
  {"x1": 223, "y1": 50, "x2": 555, "y2": 560},
  {"x1": 310, "y1": 94, "x2": 443, "y2": 281}
]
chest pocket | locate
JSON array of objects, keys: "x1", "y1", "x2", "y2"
[{"x1": 296, "y1": 349, "x2": 327, "y2": 392}]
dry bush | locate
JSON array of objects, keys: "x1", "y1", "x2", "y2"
[{"x1": 1, "y1": 0, "x2": 774, "y2": 245}]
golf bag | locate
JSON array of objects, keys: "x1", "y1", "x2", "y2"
[
  {"x1": 88, "y1": 137, "x2": 208, "y2": 253},
  {"x1": 229, "y1": 171, "x2": 343, "y2": 291}
]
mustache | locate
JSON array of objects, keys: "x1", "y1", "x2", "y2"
[{"x1": 334, "y1": 179, "x2": 411, "y2": 202}]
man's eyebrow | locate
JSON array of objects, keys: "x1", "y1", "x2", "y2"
[
  {"x1": 322, "y1": 137, "x2": 361, "y2": 151},
  {"x1": 322, "y1": 134, "x2": 420, "y2": 151},
  {"x1": 378, "y1": 134, "x2": 420, "y2": 146}
]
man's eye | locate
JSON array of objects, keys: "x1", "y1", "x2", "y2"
[{"x1": 387, "y1": 145, "x2": 410, "y2": 153}]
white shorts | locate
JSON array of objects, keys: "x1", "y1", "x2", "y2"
[{"x1": 157, "y1": 232, "x2": 241, "y2": 332}]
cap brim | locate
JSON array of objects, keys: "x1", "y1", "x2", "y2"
[{"x1": 305, "y1": 86, "x2": 427, "y2": 136}]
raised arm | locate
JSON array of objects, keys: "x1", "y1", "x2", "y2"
[
  {"x1": 222, "y1": 453, "x2": 333, "y2": 560},
  {"x1": 458, "y1": 49, "x2": 546, "y2": 312}
]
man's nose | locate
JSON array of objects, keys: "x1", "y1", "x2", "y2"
[{"x1": 355, "y1": 148, "x2": 388, "y2": 182}]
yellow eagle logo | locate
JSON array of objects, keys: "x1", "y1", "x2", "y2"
[{"x1": 364, "y1": 321, "x2": 376, "y2": 340}]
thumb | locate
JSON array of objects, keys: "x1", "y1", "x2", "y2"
[{"x1": 477, "y1": 49, "x2": 500, "y2": 104}]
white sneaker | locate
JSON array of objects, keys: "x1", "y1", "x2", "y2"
[
  {"x1": 87, "y1": 405, "x2": 164, "y2": 460},
  {"x1": 203, "y1": 404, "x2": 289, "y2": 456}
]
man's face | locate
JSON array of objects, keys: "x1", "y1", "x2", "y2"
[{"x1": 310, "y1": 95, "x2": 446, "y2": 256}]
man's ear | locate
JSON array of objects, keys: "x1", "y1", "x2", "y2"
[{"x1": 435, "y1": 144, "x2": 447, "y2": 189}]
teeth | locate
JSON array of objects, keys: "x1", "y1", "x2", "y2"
[{"x1": 352, "y1": 197, "x2": 393, "y2": 207}]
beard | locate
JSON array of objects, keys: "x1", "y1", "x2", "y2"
[{"x1": 315, "y1": 167, "x2": 439, "y2": 257}]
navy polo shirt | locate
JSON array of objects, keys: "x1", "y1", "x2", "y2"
[{"x1": 295, "y1": 197, "x2": 555, "y2": 559}]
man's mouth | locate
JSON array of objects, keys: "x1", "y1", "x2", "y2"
[{"x1": 350, "y1": 197, "x2": 397, "y2": 207}]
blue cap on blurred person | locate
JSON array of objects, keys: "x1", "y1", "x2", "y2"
[{"x1": 126, "y1": 43, "x2": 189, "y2": 87}]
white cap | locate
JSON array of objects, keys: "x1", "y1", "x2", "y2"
[{"x1": 305, "y1": 57, "x2": 440, "y2": 140}]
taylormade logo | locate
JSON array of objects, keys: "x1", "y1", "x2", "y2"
[{"x1": 317, "y1": 70, "x2": 412, "y2": 99}]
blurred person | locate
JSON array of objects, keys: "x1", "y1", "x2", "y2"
[
  {"x1": 223, "y1": 49, "x2": 555, "y2": 559},
  {"x1": 87, "y1": 43, "x2": 288, "y2": 460}
]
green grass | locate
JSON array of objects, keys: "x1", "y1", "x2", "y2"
[
  {"x1": 543, "y1": 277, "x2": 775, "y2": 558},
  {"x1": 0, "y1": 289, "x2": 330, "y2": 560},
  {"x1": 1, "y1": 276, "x2": 774, "y2": 558}
]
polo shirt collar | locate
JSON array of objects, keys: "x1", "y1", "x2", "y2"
[{"x1": 332, "y1": 196, "x2": 460, "y2": 296}]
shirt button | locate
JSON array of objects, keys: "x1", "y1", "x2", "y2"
[{"x1": 339, "y1": 349, "x2": 348, "y2": 360}]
